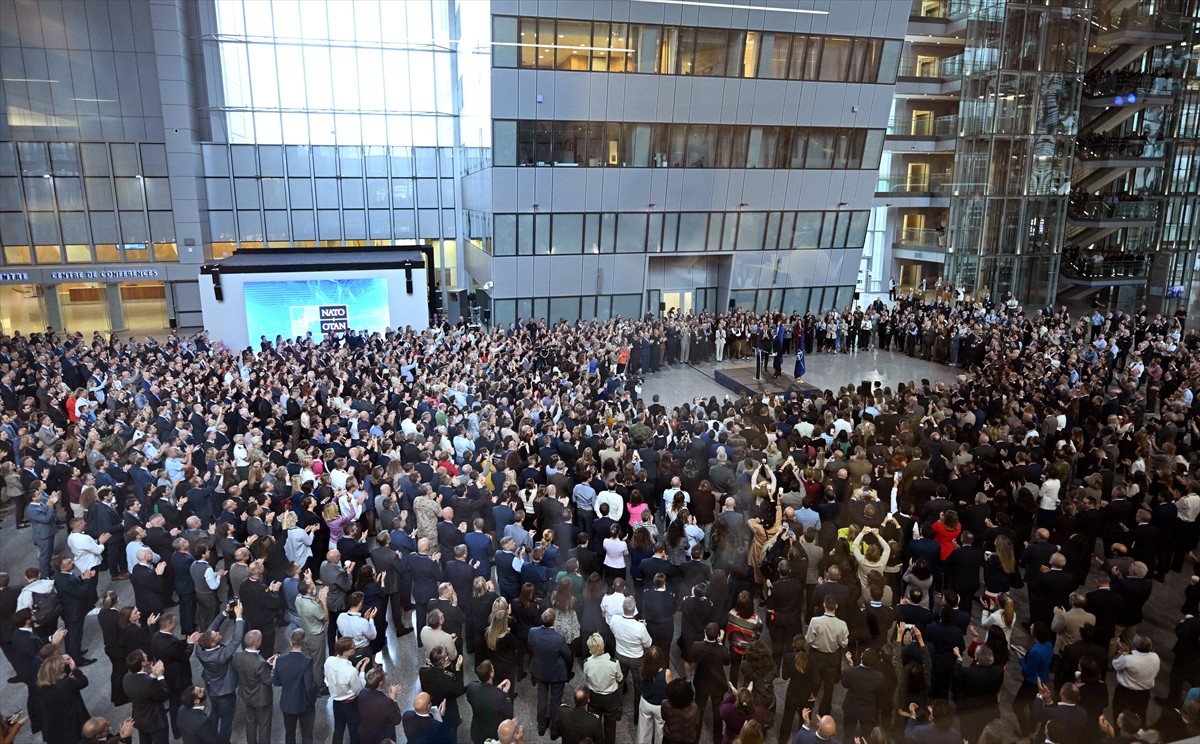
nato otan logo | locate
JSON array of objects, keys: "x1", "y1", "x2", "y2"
[{"x1": 319, "y1": 305, "x2": 349, "y2": 333}]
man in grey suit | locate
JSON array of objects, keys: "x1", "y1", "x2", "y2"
[
  {"x1": 195, "y1": 602, "x2": 244, "y2": 741},
  {"x1": 370, "y1": 531, "x2": 408, "y2": 635},
  {"x1": 232, "y1": 629, "x2": 275, "y2": 744},
  {"x1": 27, "y1": 487, "x2": 59, "y2": 578}
]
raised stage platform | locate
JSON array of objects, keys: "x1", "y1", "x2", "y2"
[{"x1": 713, "y1": 364, "x2": 820, "y2": 399}]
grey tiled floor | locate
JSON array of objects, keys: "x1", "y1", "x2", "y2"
[{"x1": 0, "y1": 347, "x2": 1192, "y2": 744}]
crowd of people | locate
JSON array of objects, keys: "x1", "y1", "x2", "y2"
[{"x1": 0, "y1": 288, "x2": 1198, "y2": 744}]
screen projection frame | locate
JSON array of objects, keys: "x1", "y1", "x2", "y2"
[{"x1": 198, "y1": 246, "x2": 434, "y2": 350}]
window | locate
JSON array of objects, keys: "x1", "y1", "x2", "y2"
[
  {"x1": 552, "y1": 214, "x2": 583, "y2": 253},
  {"x1": 616, "y1": 214, "x2": 647, "y2": 252},
  {"x1": 693, "y1": 29, "x2": 729, "y2": 76},
  {"x1": 820, "y1": 38, "x2": 852, "y2": 81},
  {"x1": 759, "y1": 33, "x2": 790, "y2": 79}
]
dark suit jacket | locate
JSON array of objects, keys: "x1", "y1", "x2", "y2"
[
  {"x1": 11, "y1": 627, "x2": 47, "y2": 684},
  {"x1": 952, "y1": 663, "x2": 1005, "y2": 713},
  {"x1": 239, "y1": 579, "x2": 282, "y2": 632},
  {"x1": 54, "y1": 570, "x2": 94, "y2": 621},
  {"x1": 231, "y1": 650, "x2": 273, "y2": 707},
  {"x1": 407, "y1": 553, "x2": 442, "y2": 604},
  {"x1": 273, "y1": 650, "x2": 317, "y2": 715},
  {"x1": 370, "y1": 545, "x2": 405, "y2": 595},
  {"x1": 466, "y1": 680, "x2": 513, "y2": 744},
  {"x1": 357, "y1": 687, "x2": 403, "y2": 744},
  {"x1": 558, "y1": 705, "x2": 605, "y2": 744},
  {"x1": 690, "y1": 639, "x2": 730, "y2": 696},
  {"x1": 149, "y1": 631, "x2": 194, "y2": 691},
  {"x1": 444, "y1": 559, "x2": 476, "y2": 604},
  {"x1": 527, "y1": 625, "x2": 572, "y2": 683},
  {"x1": 1112, "y1": 576, "x2": 1152, "y2": 626},
  {"x1": 401, "y1": 710, "x2": 454, "y2": 744},
  {"x1": 840, "y1": 664, "x2": 885, "y2": 721},
  {"x1": 124, "y1": 671, "x2": 170, "y2": 732},
  {"x1": 1033, "y1": 699, "x2": 1089, "y2": 735},
  {"x1": 1084, "y1": 588, "x2": 1126, "y2": 642},
  {"x1": 131, "y1": 563, "x2": 170, "y2": 615},
  {"x1": 176, "y1": 705, "x2": 223, "y2": 744}
]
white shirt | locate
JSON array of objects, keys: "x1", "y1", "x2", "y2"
[
  {"x1": 1113, "y1": 650, "x2": 1160, "y2": 691},
  {"x1": 1038, "y1": 478, "x2": 1061, "y2": 511},
  {"x1": 595, "y1": 490, "x2": 623, "y2": 522},
  {"x1": 336, "y1": 611, "x2": 377, "y2": 648},
  {"x1": 324, "y1": 655, "x2": 365, "y2": 701},
  {"x1": 233, "y1": 443, "x2": 249, "y2": 467},
  {"x1": 68, "y1": 531, "x2": 105, "y2": 573},
  {"x1": 1177, "y1": 493, "x2": 1200, "y2": 523},
  {"x1": 608, "y1": 614, "x2": 651, "y2": 659},
  {"x1": 600, "y1": 592, "x2": 626, "y2": 623},
  {"x1": 127, "y1": 540, "x2": 159, "y2": 572}
]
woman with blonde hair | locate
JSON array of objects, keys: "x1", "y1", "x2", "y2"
[
  {"x1": 282, "y1": 510, "x2": 317, "y2": 567},
  {"x1": 583, "y1": 632, "x2": 624, "y2": 744},
  {"x1": 36, "y1": 653, "x2": 90, "y2": 744},
  {"x1": 484, "y1": 608, "x2": 522, "y2": 694},
  {"x1": 983, "y1": 535, "x2": 1019, "y2": 602}
]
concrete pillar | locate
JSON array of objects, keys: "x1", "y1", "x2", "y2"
[
  {"x1": 106, "y1": 283, "x2": 126, "y2": 332},
  {"x1": 43, "y1": 286, "x2": 63, "y2": 331}
]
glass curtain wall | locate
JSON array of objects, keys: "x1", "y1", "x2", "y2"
[{"x1": 947, "y1": 1, "x2": 1090, "y2": 305}]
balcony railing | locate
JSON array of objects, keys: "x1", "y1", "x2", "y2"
[
  {"x1": 896, "y1": 227, "x2": 946, "y2": 246},
  {"x1": 877, "y1": 172, "x2": 954, "y2": 194},
  {"x1": 1062, "y1": 255, "x2": 1150, "y2": 279},
  {"x1": 896, "y1": 54, "x2": 964, "y2": 79},
  {"x1": 886, "y1": 114, "x2": 959, "y2": 137},
  {"x1": 1083, "y1": 71, "x2": 1180, "y2": 99},
  {"x1": 1068, "y1": 197, "x2": 1161, "y2": 221},
  {"x1": 1076, "y1": 138, "x2": 1167, "y2": 160},
  {"x1": 1098, "y1": 8, "x2": 1190, "y2": 33},
  {"x1": 910, "y1": 0, "x2": 969, "y2": 20}
]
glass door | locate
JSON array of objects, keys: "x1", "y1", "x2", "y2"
[
  {"x1": 57, "y1": 283, "x2": 110, "y2": 333},
  {"x1": 0, "y1": 285, "x2": 47, "y2": 334},
  {"x1": 662, "y1": 290, "x2": 693, "y2": 315}
]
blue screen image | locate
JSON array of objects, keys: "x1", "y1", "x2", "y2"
[{"x1": 244, "y1": 278, "x2": 390, "y2": 341}]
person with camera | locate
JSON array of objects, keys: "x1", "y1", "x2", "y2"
[{"x1": 194, "y1": 599, "x2": 244, "y2": 742}]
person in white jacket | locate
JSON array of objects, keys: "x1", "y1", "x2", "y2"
[{"x1": 282, "y1": 511, "x2": 317, "y2": 568}]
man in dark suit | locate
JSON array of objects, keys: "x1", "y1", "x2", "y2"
[
  {"x1": 401, "y1": 692, "x2": 454, "y2": 744},
  {"x1": 493, "y1": 537, "x2": 524, "y2": 602},
  {"x1": 1112, "y1": 561, "x2": 1153, "y2": 641},
  {"x1": 1084, "y1": 575, "x2": 1127, "y2": 645},
  {"x1": 527, "y1": 608, "x2": 573, "y2": 739},
  {"x1": 149, "y1": 613, "x2": 200, "y2": 740},
  {"x1": 896, "y1": 591, "x2": 935, "y2": 630},
  {"x1": 53, "y1": 556, "x2": 98, "y2": 663},
  {"x1": 124, "y1": 649, "x2": 171, "y2": 744},
  {"x1": 176, "y1": 685, "x2": 223, "y2": 744},
  {"x1": 357, "y1": 665, "x2": 404, "y2": 744},
  {"x1": 862, "y1": 584, "x2": 897, "y2": 649},
  {"x1": 273, "y1": 629, "x2": 318, "y2": 744},
  {"x1": 558, "y1": 686, "x2": 605, "y2": 744},
  {"x1": 0, "y1": 572, "x2": 21, "y2": 677},
  {"x1": 466, "y1": 660, "x2": 513, "y2": 744},
  {"x1": 371, "y1": 531, "x2": 411, "y2": 637},
  {"x1": 766, "y1": 559, "x2": 805, "y2": 659},
  {"x1": 239, "y1": 562, "x2": 283, "y2": 655},
  {"x1": 691, "y1": 623, "x2": 730, "y2": 744},
  {"x1": 407, "y1": 538, "x2": 443, "y2": 643},
  {"x1": 1033, "y1": 681, "x2": 1089, "y2": 741},
  {"x1": 11, "y1": 608, "x2": 64, "y2": 735},
  {"x1": 170, "y1": 539, "x2": 198, "y2": 635},
  {"x1": 839, "y1": 648, "x2": 885, "y2": 740},
  {"x1": 952, "y1": 644, "x2": 1005, "y2": 743},
  {"x1": 131, "y1": 548, "x2": 171, "y2": 621},
  {"x1": 232, "y1": 629, "x2": 275, "y2": 744},
  {"x1": 1030, "y1": 552, "x2": 1078, "y2": 628}
]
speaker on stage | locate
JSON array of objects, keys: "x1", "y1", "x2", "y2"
[
  {"x1": 659, "y1": 302, "x2": 666, "y2": 312},
  {"x1": 729, "y1": 299, "x2": 736, "y2": 311}
]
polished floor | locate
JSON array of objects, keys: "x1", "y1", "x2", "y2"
[{"x1": 0, "y1": 350, "x2": 1193, "y2": 744}]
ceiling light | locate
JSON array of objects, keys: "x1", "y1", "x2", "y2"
[
  {"x1": 2, "y1": 78, "x2": 59, "y2": 83},
  {"x1": 72, "y1": 97, "x2": 115, "y2": 103}
]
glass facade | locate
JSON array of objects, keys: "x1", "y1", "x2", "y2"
[
  {"x1": 205, "y1": 0, "x2": 455, "y2": 146},
  {"x1": 0, "y1": 141, "x2": 176, "y2": 266},
  {"x1": 493, "y1": 16, "x2": 902, "y2": 85},
  {"x1": 478, "y1": 209, "x2": 870, "y2": 256},
  {"x1": 498, "y1": 121, "x2": 885, "y2": 170},
  {"x1": 946, "y1": 1, "x2": 1091, "y2": 304}
]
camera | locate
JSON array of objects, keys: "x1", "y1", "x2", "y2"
[{"x1": 224, "y1": 598, "x2": 238, "y2": 617}]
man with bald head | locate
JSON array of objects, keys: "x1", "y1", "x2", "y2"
[
  {"x1": 320, "y1": 549, "x2": 354, "y2": 654},
  {"x1": 407, "y1": 537, "x2": 443, "y2": 646},
  {"x1": 792, "y1": 710, "x2": 839, "y2": 743},
  {"x1": 401, "y1": 691, "x2": 453, "y2": 744},
  {"x1": 496, "y1": 717, "x2": 526, "y2": 744}
]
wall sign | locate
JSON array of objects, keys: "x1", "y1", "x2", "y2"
[
  {"x1": 0, "y1": 272, "x2": 30, "y2": 282},
  {"x1": 49, "y1": 269, "x2": 161, "y2": 280}
]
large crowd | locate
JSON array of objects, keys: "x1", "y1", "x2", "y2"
[{"x1": 0, "y1": 289, "x2": 1199, "y2": 744}]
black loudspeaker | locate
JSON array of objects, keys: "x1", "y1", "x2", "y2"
[
  {"x1": 729, "y1": 299, "x2": 736, "y2": 311},
  {"x1": 211, "y1": 270, "x2": 223, "y2": 301},
  {"x1": 168, "y1": 317, "x2": 178, "y2": 330},
  {"x1": 404, "y1": 267, "x2": 414, "y2": 294},
  {"x1": 853, "y1": 291, "x2": 861, "y2": 301},
  {"x1": 659, "y1": 302, "x2": 666, "y2": 312}
]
